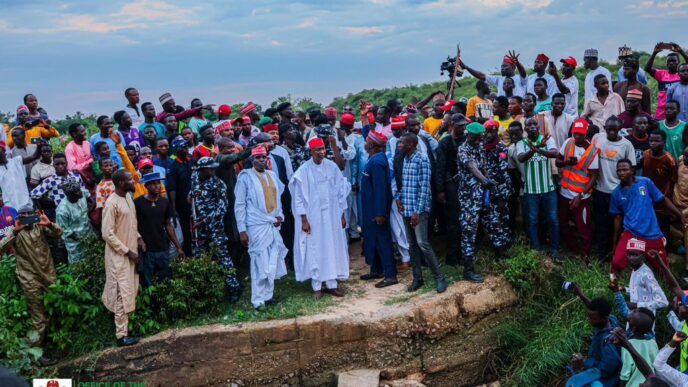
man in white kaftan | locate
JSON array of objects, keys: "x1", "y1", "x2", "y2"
[
  {"x1": 290, "y1": 138, "x2": 351, "y2": 299},
  {"x1": 234, "y1": 145, "x2": 288, "y2": 309}
]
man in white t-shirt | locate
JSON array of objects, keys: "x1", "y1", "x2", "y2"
[
  {"x1": 583, "y1": 48, "x2": 613, "y2": 101},
  {"x1": 461, "y1": 52, "x2": 528, "y2": 97},
  {"x1": 526, "y1": 53, "x2": 560, "y2": 97},
  {"x1": 559, "y1": 56, "x2": 580, "y2": 117},
  {"x1": 556, "y1": 119, "x2": 598, "y2": 261},
  {"x1": 591, "y1": 116, "x2": 636, "y2": 259},
  {"x1": 0, "y1": 140, "x2": 41, "y2": 210}
]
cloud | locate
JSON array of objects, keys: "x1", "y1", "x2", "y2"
[
  {"x1": 423, "y1": 0, "x2": 552, "y2": 10},
  {"x1": 57, "y1": 15, "x2": 137, "y2": 34},
  {"x1": 114, "y1": 0, "x2": 197, "y2": 25},
  {"x1": 270, "y1": 40, "x2": 283, "y2": 46},
  {"x1": 298, "y1": 18, "x2": 317, "y2": 28},
  {"x1": 251, "y1": 8, "x2": 272, "y2": 17},
  {"x1": 343, "y1": 26, "x2": 394, "y2": 35},
  {"x1": 240, "y1": 32, "x2": 259, "y2": 41}
]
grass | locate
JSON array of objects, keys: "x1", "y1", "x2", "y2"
[
  {"x1": 57, "y1": 273, "x2": 337, "y2": 363},
  {"x1": 494, "y1": 250, "x2": 688, "y2": 387}
]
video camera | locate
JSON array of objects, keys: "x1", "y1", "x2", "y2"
[{"x1": 440, "y1": 55, "x2": 464, "y2": 78}]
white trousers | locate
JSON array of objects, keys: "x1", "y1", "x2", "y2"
[{"x1": 312, "y1": 279, "x2": 338, "y2": 291}]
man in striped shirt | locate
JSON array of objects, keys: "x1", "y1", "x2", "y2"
[{"x1": 517, "y1": 117, "x2": 561, "y2": 260}]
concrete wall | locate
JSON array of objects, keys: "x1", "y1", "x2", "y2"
[{"x1": 60, "y1": 276, "x2": 518, "y2": 386}]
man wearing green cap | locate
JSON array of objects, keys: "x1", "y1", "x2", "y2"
[{"x1": 455, "y1": 122, "x2": 495, "y2": 283}]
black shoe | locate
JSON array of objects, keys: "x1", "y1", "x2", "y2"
[
  {"x1": 348, "y1": 237, "x2": 361, "y2": 245},
  {"x1": 265, "y1": 298, "x2": 277, "y2": 306},
  {"x1": 407, "y1": 279, "x2": 425, "y2": 292},
  {"x1": 228, "y1": 290, "x2": 242, "y2": 304},
  {"x1": 360, "y1": 273, "x2": 384, "y2": 280},
  {"x1": 117, "y1": 336, "x2": 140, "y2": 347},
  {"x1": 375, "y1": 278, "x2": 399, "y2": 288},
  {"x1": 463, "y1": 271, "x2": 484, "y2": 283},
  {"x1": 38, "y1": 355, "x2": 57, "y2": 367},
  {"x1": 436, "y1": 278, "x2": 447, "y2": 293}
]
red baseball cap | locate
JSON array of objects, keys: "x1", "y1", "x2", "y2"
[
  {"x1": 340, "y1": 113, "x2": 356, "y2": 126},
  {"x1": 560, "y1": 56, "x2": 578, "y2": 68},
  {"x1": 484, "y1": 119, "x2": 500, "y2": 130},
  {"x1": 440, "y1": 100, "x2": 457, "y2": 112},
  {"x1": 138, "y1": 158, "x2": 154, "y2": 169},
  {"x1": 217, "y1": 104, "x2": 232, "y2": 115},
  {"x1": 571, "y1": 118, "x2": 589, "y2": 135}
]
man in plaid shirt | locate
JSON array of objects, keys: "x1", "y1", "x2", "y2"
[
  {"x1": 30, "y1": 153, "x2": 84, "y2": 213},
  {"x1": 395, "y1": 132, "x2": 447, "y2": 294}
]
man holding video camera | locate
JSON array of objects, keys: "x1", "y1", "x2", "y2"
[{"x1": 0, "y1": 204, "x2": 63, "y2": 366}]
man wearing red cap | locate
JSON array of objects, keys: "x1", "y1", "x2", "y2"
[
  {"x1": 213, "y1": 104, "x2": 233, "y2": 133},
  {"x1": 290, "y1": 137, "x2": 351, "y2": 299},
  {"x1": 235, "y1": 145, "x2": 288, "y2": 310},
  {"x1": 558, "y1": 57, "x2": 580, "y2": 117},
  {"x1": 384, "y1": 115, "x2": 412, "y2": 270},
  {"x1": 359, "y1": 131, "x2": 397, "y2": 288},
  {"x1": 527, "y1": 53, "x2": 563, "y2": 97},
  {"x1": 461, "y1": 52, "x2": 528, "y2": 97},
  {"x1": 340, "y1": 113, "x2": 362, "y2": 241},
  {"x1": 556, "y1": 118, "x2": 599, "y2": 261}
]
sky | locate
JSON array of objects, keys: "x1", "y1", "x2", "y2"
[{"x1": 0, "y1": 0, "x2": 685, "y2": 118}]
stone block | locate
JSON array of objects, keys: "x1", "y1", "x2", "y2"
[{"x1": 337, "y1": 368, "x2": 380, "y2": 387}]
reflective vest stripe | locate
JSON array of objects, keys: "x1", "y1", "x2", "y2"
[{"x1": 561, "y1": 140, "x2": 598, "y2": 193}]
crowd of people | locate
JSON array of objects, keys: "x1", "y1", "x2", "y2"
[{"x1": 4, "y1": 42, "x2": 688, "y2": 385}]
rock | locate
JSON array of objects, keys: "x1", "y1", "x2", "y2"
[{"x1": 338, "y1": 369, "x2": 380, "y2": 387}]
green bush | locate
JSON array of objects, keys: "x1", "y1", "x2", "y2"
[
  {"x1": 503, "y1": 246, "x2": 546, "y2": 293},
  {"x1": 0, "y1": 256, "x2": 41, "y2": 375},
  {"x1": 43, "y1": 264, "x2": 104, "y2": 350}
]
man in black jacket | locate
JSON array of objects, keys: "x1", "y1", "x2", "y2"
[
  {"x1": 216, "y1": 137, "x2": 252, "y2": 264},
  {"x1": 435, "y1": 113, "x2": 468, "y2": 265}
]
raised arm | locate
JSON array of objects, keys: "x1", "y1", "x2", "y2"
[
  {"x1": 644, "y1": 43, "x2": 661, "y2": 78},
  {"x1": 458, "y1": 60, "x2": 486, "y2": 81},
  {"x1": 548, "y1": 64, "x2": 570, "y2": 94},
  {"x1": 612, "y1": 328, "x2": 654, "y2": 379},
  {"x1": 655, "y1": 251, "x2": 684, "y2": 298},
  {"x1": 415, "y1": 91, "x2": 443, "y2": 111}
]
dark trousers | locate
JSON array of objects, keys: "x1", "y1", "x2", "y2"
[
  {"x1": 370, "y1": 248, "x2": 397, "y2": 280},
  {"x1": 280, "y1": 211, "x2": 295, "y2": 271},
  {"x1": 404, "y1": 213, "x2": 444, "y2": 283},
  {"x1": 558, "y1": 194, "x2": 593, "y2": 257},
  {"x1": 593, "y1": 189, "x2": 613, "y2": 259},
  {"x1": 177, "y1": 205, "x2": 192, "y2": 257},
  {"x1": 443, "y1": 181, "x2": 461, "y2": 265},
  {"x1": 139, "y1": 250, "x2": 172, "y2": 287}
]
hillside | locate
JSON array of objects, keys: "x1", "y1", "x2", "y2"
[{"x1": 328, "y1": 52, "x2": 668, "y2": 114}]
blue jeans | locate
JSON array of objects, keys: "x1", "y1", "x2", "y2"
[{"x1": 524, "y1": 191, "x2": 560, "y2": 251}]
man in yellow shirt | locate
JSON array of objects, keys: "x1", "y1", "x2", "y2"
[
  {"x1": 466, "y1": 80, "x2": 494, "y2": 123},
  {"x1": 423, "y1": 101, "x2": 446, "y2": 139},
  {"x1": 7, "y1": 105, "x2": 59, "y2": 148},
  {"x1": 493, "y1": 96, "x2": 514, "y2": 145}
]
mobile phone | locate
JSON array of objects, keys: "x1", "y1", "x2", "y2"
[
  {"x1": 20, "y1": 214, "x2": 40, "y2": 226},
  {"x1": 30, "y1": 137, "x2": 42, "y2": 144}
]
